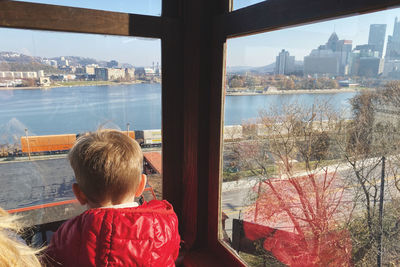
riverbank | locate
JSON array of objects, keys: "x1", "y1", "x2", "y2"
[
  {"x1": 2, "y1": 83, "x2": 368, "y2": 94},
  {"x1": 0, "y1": 80, "x2": 160, "y2": 90},
  {"x1": 226, "y1": 87, "x2": 368, "y2": 96}
]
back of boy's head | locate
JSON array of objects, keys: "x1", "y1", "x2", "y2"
[{"x1": 69, "y1": 130, "x2": 143, "y2": 204}]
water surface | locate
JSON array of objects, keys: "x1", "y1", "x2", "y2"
[{"x1": 0, "y1": 84, "x2": 356, "y2": 142}]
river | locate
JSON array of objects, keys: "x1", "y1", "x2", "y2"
[{"x1": 0, "y1": 83, "x2": 356, "y2": 142}]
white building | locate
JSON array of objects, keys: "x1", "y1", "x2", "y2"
[
  {"x1": 0, "y1": 71, "x2": 38, "y2": 78},
  {"x1": 95, "y1": 68, "x2": 126, "y2": 81},
  {"x1": 275, "y1": 49, "x2": 295, "y2": 75}
]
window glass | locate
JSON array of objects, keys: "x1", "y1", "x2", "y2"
[
  {"x1": 233, "y1": 0, "x2": 265, "y2": 11},
  {"x1": 0, "y1": 28, "x2": 162, "y2": 227},
  {"x1": 15, "y1": 0, "x2": 161, "y2": 16},
  {"x1": 221, "y1": 9, "x2": 400, "y2": 266}
]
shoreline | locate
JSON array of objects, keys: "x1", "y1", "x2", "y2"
[
  {"x1": 226, "y1": 87, "x2": 368, "y2": 96},
  {"x1": 1, "y1": 84, "x2": 368, "y2": 95},
  {"x1": 0, "y1": 80, "x2": 160, "y2": 91}
]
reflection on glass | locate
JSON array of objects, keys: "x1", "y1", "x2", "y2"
[
  {"x1": 0, "y1": 28, "x2": 162, "y2": 227},
  {"x1": 16, "y1": 0, "x2": 162, "y2": 16},
  {"x1": 221, "y1": 8, "x2": 400, "y2": 266}
]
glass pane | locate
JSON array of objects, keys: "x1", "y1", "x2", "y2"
[
  {"x1": 15, "y1": 0, "x2": 161, "y2": 16},
  {"x1": 233, "y1": 0, "x2": 265, "y2": 11},
  {"x1": 0, "y1": 28, "x2": 162, "y2": 228},
  {"x1": 221, "y1": 8, "x2": 400, "y2": 266}
]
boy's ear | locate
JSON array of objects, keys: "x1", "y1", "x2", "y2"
[
  {"x1": 73, "y1": 183, "x2": 88, "y2": 205},
  {"x1": 135, "y1": 174, "x2": 147, "y2": 197}
]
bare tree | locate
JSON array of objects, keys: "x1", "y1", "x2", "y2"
[
  {"x1": 229, "y1": 91, "x2": 400, "y2": 265},
  {"x1": 231, "y1": 101, "x2": 353, "y2": 266},
  {"x1": 334, "y1": 88, "x2": 400, "y2": 266}
]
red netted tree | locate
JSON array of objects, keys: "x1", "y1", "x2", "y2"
[
  {"x1": 243, "y1": 170, "x2": 352, "y2": 266},
  {"x1": 230, "y1": 102, "x2": 353, "y2": 266}
]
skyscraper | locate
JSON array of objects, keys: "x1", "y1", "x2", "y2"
[
  {"x1": 326, "y1": 32, "x2": 339, "y2": 52},
  {"x1": 336, "y1": 39, "x2": 352, "y2": 75},
  {"x1": 303, "y1": 32, "x2": 352, "y2": 76},
  {"x1": 368, "y1": 24, "x2": 387, "y2": 58},
  {"x1": 386, "y1": 17, "x2": 400, "y2": 59},
  {"x1": 275, "y1": 49, "x2": 295, "y2": 75}
]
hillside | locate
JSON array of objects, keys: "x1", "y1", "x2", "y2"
[{"x1": 0, "y1": 51, "x2": 133, "y2": 70}]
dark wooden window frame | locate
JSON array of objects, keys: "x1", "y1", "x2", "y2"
[{"x1": 1, "y1": 0, "x2": 400, "y2": 265}]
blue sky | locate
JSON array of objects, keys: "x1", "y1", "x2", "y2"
[
  {"x1": 19, "y1": 0, "x2": 162, "y2": 15},
  {"x1": 1, "y1": 1, "x2": 400, "y2": 67}
]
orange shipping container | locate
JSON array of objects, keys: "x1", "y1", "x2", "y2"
[
  {"x1": 122, "y1": 130, "x2": 135, "y2": 140},
  {"x1": 21, "y1": 134, "x2": 77, "y2": 153}
]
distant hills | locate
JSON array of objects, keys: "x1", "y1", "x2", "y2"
[
  {"x1": 227, "y1": 63, "x2": 275, "y2": 74},
  {"x1": 227, "y1": 61, "x2": 303, "y2": 74},
  {"x1": 0, "y1": 51, "x2": 308, "y2": 74},
  {"x1": 0, "y1": 52, "x2": 42, "y2": 64},
  {"x1": 0, "y1": 51, "x2": 133, "y2": 69}
]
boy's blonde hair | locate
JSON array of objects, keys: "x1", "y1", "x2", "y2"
[
  {"x1": 0, "y1": 208, "x2": 42, "y2": 267},
  {"x1": 69, "y1": 130, "x2": 143, "y2": 204}
]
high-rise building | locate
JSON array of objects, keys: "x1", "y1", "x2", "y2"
[
  {"x1": 275, "y1": 49, "x2": 295, "y2": 75},
  {"x1": 304, "y1": 49, "x2": 339, "y2": 76},
  {"x1": 303, "y1": 32, "x2": 351, "y2": 76},
  {"x1": 386, "y1": 17, "x2": 400, "y2": 59},
  {"x1": 326, "y1": 32, "x2": 339, "y2": 52},
  {"x1": 368, "y1": 24, "x2": 387, "y2": 58},
  {"x1": 336, "y1": 39, "x2": 353, "y2": 75},
  {"x1": 350, "y1": 45, "x2": 383, "y2": 77},
  {"x1": 358, "y1": 57, "x2": 384, "y2": 77},
  {"x1": 394, "y1": 17, "x2": 400, "y2": 40}
]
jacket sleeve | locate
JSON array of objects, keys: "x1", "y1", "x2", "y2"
[
  {"x1": 170, "y1": 211, "x2": 181, "y2": 263},
  {"x1": 44, "y1": 216, "x2": 82, "y2": 267},
  {"x1": 44, "y1": 224, "x2": 65, "y2": 266}
]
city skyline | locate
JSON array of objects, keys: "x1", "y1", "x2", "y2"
[
  {"x1": 1, "y1": 4, "x2": 400, "y2": 67},
  {"x1": 227, "y1": 7, "x2": 400, "y2": 67}
]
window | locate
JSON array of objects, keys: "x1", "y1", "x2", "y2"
[
  {"x1": 0, "y1": 28, "x2": 162, "y2": 226},
  {"x1": 1, "y1": 0, "x2": 400, "y2": 265},
  {"x1": 221, "y1": 8, "x2": 400, "y2": 266}
]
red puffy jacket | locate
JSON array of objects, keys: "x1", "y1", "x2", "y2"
[{"x1": 46, "y1": 200, "x2": 180, "y2": 267}]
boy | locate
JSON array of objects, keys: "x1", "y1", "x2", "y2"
[{"x1": 46, "y1": 130, "x2": 180, "y2": 266}]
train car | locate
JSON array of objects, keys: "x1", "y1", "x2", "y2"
[
  {"x1": 122, "y1": 130, "x2": 135, "y2": 140},
  {"x1": 135, "y1": 129, "x2": 162, "y2": 147},
  {"x1": 21, "y1": 134, "x2": 77, "y2": 154},
  {"x1": 76, "y1": 130, "x2": 135, "y2": 141},
  {"x1": 19, "y1": 130, "x2": 136, "y2": 156}
]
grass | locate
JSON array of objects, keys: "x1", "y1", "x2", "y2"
[
  {"x1": 239, "y1": 252, "x2": 287, "y2": 267},
  {"x1": 222, "y1": 158, "x2": 344, "y2": 182},
  {"x1": 223, "y1": 166, "x2": 276, "y2": 182},
  {"x1": 53, "y1": 80, "x2": 116, "y2": 87},
  {"x1": 291, "y1": 158, "x2": 344, "y2": 172}
]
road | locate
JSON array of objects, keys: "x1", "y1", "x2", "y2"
[
  {"x1": 222, "y1": 188, "x2": 253, "y2": 240},
  {"x1": 220, "y1": 161, "x2": 400, "y2": 240}
]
